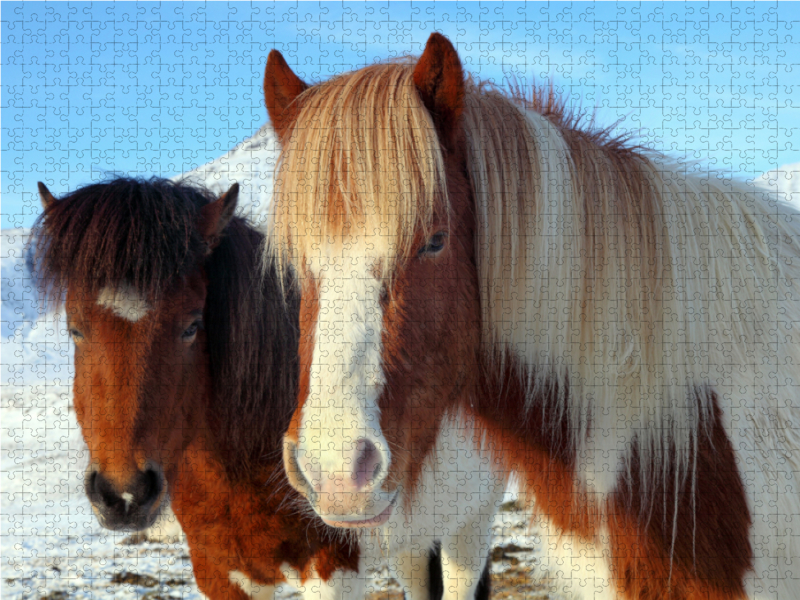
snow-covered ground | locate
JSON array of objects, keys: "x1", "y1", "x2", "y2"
[{"x1": 3, "y1": 122, "x2": 798, "y2": 599}]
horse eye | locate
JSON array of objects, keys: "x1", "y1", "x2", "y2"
[
  {"x1": 181, "y1": 320, "x2": 202, "y2": 341},
  {"x1": 68, "y1": 328, "x2": 84, "y2": 341},
  {"x1": 418, "y1": 232, "x2": 448, "y2": 256}
]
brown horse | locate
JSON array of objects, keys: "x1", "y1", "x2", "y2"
[
  {"x1": 33, "y1": 178, "x2": 363, "y2": 599},
  {"x1": 264, "y1": 33, "x2": 800, "y2": 600}
]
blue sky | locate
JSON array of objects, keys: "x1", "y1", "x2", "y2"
[{"x1": 3, "y1": 1, "x2": 799, "y2": 228}]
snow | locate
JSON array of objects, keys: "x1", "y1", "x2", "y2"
[
  {"x1": 756, "y1": 162, "x2": 800, "y2": 206},
  {"x1": 3, "y1": 119, "x2": 797, "y2": 598},
  {"x1": 174, "y1": 123, "x2": 281, "y2": 229}
]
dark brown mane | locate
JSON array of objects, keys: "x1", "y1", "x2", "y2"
[
  {"x1": 204, "y1": 218, "x2": 299, "y2": 475},
  {"x1": 33, "y1": 177, "x2": 299, "y2": 477},
  {"x1": 33, "y1": 177, "x2": 214, "y2": 304}
]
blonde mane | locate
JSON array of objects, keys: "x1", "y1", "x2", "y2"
[{"x1": 267, "y1": 61, "x2": 447, "y2": 281}]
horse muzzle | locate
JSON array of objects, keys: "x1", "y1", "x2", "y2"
[
  {"x1": 84, "y1": 463, "x2": 167, "y2": 531},
  {"x1": 283, "y1": 436, "x2": 396, "y2": 528}
]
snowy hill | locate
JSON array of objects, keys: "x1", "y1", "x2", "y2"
[
  {"x1": 174, "y1": 123, "x2": 280, "y2": 228},
  {"x1": 757, "y1": 162, "x2": 800, "y2": 206}
]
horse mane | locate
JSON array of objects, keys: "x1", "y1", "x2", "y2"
[
  {"x1": 462, "y1": 76, "x2": 800, "y2": 503},
  {"x1": 32, "y1": 177, "x2": 212, "y2": 305},
  {"x1": 33, "y1": 177, "x2": 299, "y2": 477},
  {"x1": 204, "y1": 217, "x2": 299, "y2": 476},
  {"x1": 267, "y1": 60, "x2": 447, "y2": 281}
]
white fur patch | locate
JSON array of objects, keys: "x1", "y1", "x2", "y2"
[
  {"x1": 228, "y1": 570, "x2": 275, "y2": 599},
  {"x1": 297, "y1": 250, "x2": 390, "y2": 487},
  {"x1": 96, "y1": 284, "x2": 151, "y2": 322}
]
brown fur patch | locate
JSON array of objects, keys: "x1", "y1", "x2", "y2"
[
  {"x1": 172, "y1": 440, "x2": 358, "y2": 598},
  {"x1": 476, "y1": 358, "x2": 751, "y2": 598},
  {"x1": 608, "y1": 392, "x2": 751, "y2": 599},
  {"x1": 476, "y1": 357, "x2": 591, "y2": 537},
  {"x1": 377, "y1": 155, "x2": 482, "y2": 497}
]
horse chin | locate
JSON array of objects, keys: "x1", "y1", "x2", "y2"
[{"x1": 316, "y1": 490, "x2": 398, "y2": 529}]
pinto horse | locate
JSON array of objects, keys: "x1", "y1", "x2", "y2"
[
  {"x1": 32, "y1": 178, "x2": 365, "y2": 599},
  {"x1": 264, "y1": 33, "x2": 800, "y2": 600}
]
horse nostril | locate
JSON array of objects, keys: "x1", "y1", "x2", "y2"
[
  {"x1": 85, "y1": 469, "x2": 100, "y2": 501},
  {"x1": 353, "y1": 438, "x2": 384, "y2": 490},
  {"x1": 139, "y1": 469, "x2": 162, "y2": 507},
  {"x1": 85, "y1": 467, "x2": 163, "y2": 511},
  {"x1": 283, "y1": 438, "x2": 319, "y2": 500},
  {"x1": 90, "y1": 470, "x2": 124, "y2": 508}
]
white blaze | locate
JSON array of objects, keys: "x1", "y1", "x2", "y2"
[
  {"x1": 298, "y1": 251, "x2": 390, "y2": 482},
  {"x1": 97, "y1": 284, "x2": 151, "y2": 322}
]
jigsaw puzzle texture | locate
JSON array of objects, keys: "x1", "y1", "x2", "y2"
[{"x1": 2, "y1": 3, "x2": 800, "y2": 600}]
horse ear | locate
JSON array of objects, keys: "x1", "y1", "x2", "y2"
[
  {"x1": 264, "y1": 50, "x2": 308, "y2": 137},
  {"x1": 413, "y1": 33, "x2": 465, "y2": 149},
  {"x1": 200, "y1": 183, "x2": 239, "y2": 250},
  {"x1": 38, "y1": 182, "x2": 56, "y2": 211}
]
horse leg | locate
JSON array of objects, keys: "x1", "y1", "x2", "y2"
[
  {"x1": 428, "y1": 542, "x2": 491, "y2": 600},
  {"x1": 399, "y1": 409, "x2": 501, "y2": 600},
  {"x1": 294, "y1": 568, "x2": 365, "y2": 600},
  {"x1": 393, "y1": 543, "x2": 439, "y2": 600},
  {"x1": 473, "y1": 554, "x2": 491, "y2": 600},
  {"x1": 428, "y1": 543, "x2": 445, "y2": 600},
  {"x1": 438, "y1": 512, "x2": 495, "y2": 600}
]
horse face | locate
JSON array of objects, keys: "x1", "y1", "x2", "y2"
[
  {"x1": 268, "y1": 34, "x2": 480, "y2": 526},
  {"x1": 37, "y1": 181, "x2": 239, "y2": 532},
  {"x1": 375, "y1": 175, "x2": 481, "y2": 501},
  {"x1": 283, "y1": 210, "x2": 479, "y2": 526},
  {"x1": 67, "y1": 271, "x2": 208, "y2": 531}
]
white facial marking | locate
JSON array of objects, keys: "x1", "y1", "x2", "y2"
[
  {"x1": 298, "y1": 251, "x2": 390, "y2": 489},
  {"x1": 121, "y1": 492, "x2": 134, "y2": 512},
  {"x1": 97, "y1": 284, "x2": 151, "y2": 322},
  {"x1": 228, "y1": 571, "x2": 275, "y2": 599}
]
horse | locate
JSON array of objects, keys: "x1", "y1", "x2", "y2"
[
  {"x1": 32, "y1": 178, "x2": 364, "y2": 600},
  {"x1": 263, "y1": 32, "x2": 800, "y2": 600}
]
